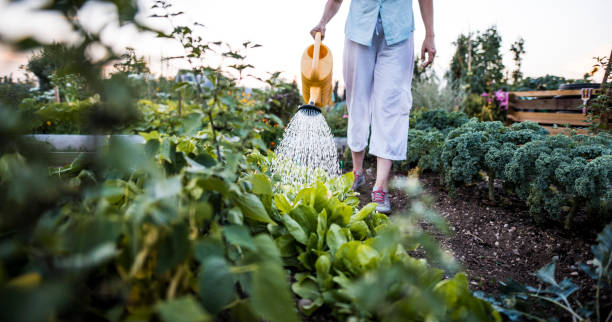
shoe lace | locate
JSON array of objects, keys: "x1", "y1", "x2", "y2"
[{"x1": 372, "y1": 190, "x2": 386, "y2": 203}]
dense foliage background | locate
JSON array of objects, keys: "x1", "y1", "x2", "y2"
[{"x1": 0, "y1": 1, "x2": 610, "y2": 321}]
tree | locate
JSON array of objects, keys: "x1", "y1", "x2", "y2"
[
  {"x1": 26, "y1": 43, "x2": 82, "y2": 91},
  {"x1": 510, "y1": 37, "x2": 526, "y2": 84},
  {"x1": 446, "y1": 26, "x2": 505, "y2": 94}
]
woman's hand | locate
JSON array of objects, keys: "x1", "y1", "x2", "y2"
[
  {"x1": 421, "y1": 35, "x2": 436, "y2": 68},
  {"x1": 310, "y1": 23, "x2": 326, "y2": 40}
]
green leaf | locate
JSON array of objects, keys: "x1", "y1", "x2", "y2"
[
  {"x1": 173, "y1": 81, "x2": 190, "y2": 91},
  {"x1": 316, "y1": 209, "x2": 327, "y2": 249},
  {"x1": 289, "y1": 205, "x2": 317, "y2": 235},
  {"x1": 233, "y1": 193, "x2": 275, "y2": 224},
  {"x1": 349, "y1": 221, "x2": 370, "y2": 241},
  {"x1": 156, "y1": 296, "x2": 210, "y2": 322},
  {"x1": 249, "y1": 174, "x2": 272, "y2": 195},
  {"x1": 251, "y1": 262, "x2": 300, "y2": 322},
  {"x1": 350, "y1": 202, "x2": 377, "y2": 224},
  {"x1": 326, "y1": 224, "x2": 348, "y2": 254},
  {"x1": 336, "y1": 241, "x2": 379, "y2": 276},
  {"x1": 223, "y1": 225, "x2": 255, "y2": 251},
  {"x1": 315, "y1": 253, "x2": 331, "y2": 277},
  {"x1": 291, "y1": 273, "x2": 319, "y2": 299},
  {"x1": 328, "y1": 199, "x2": 353, "y2": 226},
  {"x1": 160, "y1": 137, "x2": 174, "y2": 163},
  {"x1": 194, "y1": 239, "x2": 224, "y2": 263},
  {"x1": 139, "y1": 130, "x2": 161, "y2": 142},
  {"x1": 157, "y1": 223, "x2": 191, "y2": 274},
  {"x1": 280, "y1": 214, "x2": 308, "y2": 245},
  {"x1": 198, "y1": 256, "x2": 235, "y2": 314},
  {"x1": 253, "y1": 234, "x2": 282, "y2": 263},
  {"x1": 535, "y1": 261, "x2": 558, "y2": 286},
  {"x1": 177, "y1": 140, "x2": 195, "y2": 154},
  {"x1": 226, "y1": 207, "x2": 243, "y2": 225},
  {"x1": 274, "y1": 194, "x2": 293, "y2": 214}
]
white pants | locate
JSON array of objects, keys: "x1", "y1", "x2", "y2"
[{"x1": 343, "y1": 23, "x2": 414, "y2": 161}]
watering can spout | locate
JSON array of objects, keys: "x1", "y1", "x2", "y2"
[{"x1": 300, "y1": 32, "x2": 333, "y2": 109}]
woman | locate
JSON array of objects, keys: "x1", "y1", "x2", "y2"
[{"x1": 311, "y1": 0, "x2": 435, "y2": 213}]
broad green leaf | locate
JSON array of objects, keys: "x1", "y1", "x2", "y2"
[
  {"x1": 337, "y1": 241, "x2": 379, "y2": 276},
  {"x1": 328, "y1": 199, "x2": 353, "y2": 226},
  {"x1": 156, "y1": 296, "x2": 210, "y2": 322},
  {"x1": 193, "y1": 239, "x2": 224, "y2": 263},
  {"x1": 233, "y1": 193, "x2": 275, "y2": 224},
  {"x1": 289, "y1": 205, "x2": 317, "y2": 234},
  {"x1": 176, "y1": 140, "x2": 195, "y2": 154},
  {"x1": 156, "y1": 223, "x2": 191, "y2": 274},
  {"x1": 295, "y1": 187, "x2": 315, "y2": 207},
  {"x1": 280, "y1": 214, "x2": 308, "y2": 245},
  {"x1": 198, "y1": 256, "x2": 235, "y2": 314},
  {"x1": 253, "y1": 234, "x2": 282, "y2": 263},
  {"x1": 249, "y1": 174, "x2": 272, "y2": 195},
  {"x1": 326, "y1": 224, "x2": 348, "y2": 254},
  {"x1": 275, "y1": 235, "x2": 297, "y2": 257},
  {"x1": 150, "y1": 176, "x2": 181, "y2": 200},
  {"x1": 349, "y1": 221, "x2": 370, "y2": 241},
  {"x1": 139, "y1": 131, "x2": 161, "y2": 141},
  {"x1": 350, "y1": 202, "x2": 377, "y2": 224},
  {"x1": 315, "y1": 253, "x2": 331, "y2": 277},
  {"x1": 316, "y1": 209, "x2": 327, "y2": 250},
  {"x1": 291, "y1": 277, "x2": 323, "y2": 316},
  {"x1": 273, "y1": 194, "x2": 292, "y2": 214},
  {"x1": 312, "y1": 183, "x2": 329, "y2": 211},
  {"x1": 223, "y1": 225, "x2": 255, "y2": 251},
  {"x1": 226, "y1": 207, "x2": 243, "y2": 225},
  {"x1": 159, "y1": 138, "x2": 173, "y2": 163},
  {"x1": 196, "y1": 177, "x2": 231, "y2": 196},
  {"x1": 251, "y1": 262, "x2": 300, "y2": 322}
]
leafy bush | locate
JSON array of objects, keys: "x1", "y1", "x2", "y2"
[
  {"x1": 411, "y1": 77, "x2": 466, "y2": 112},
  {"x1": 406, "y1": 110, "x2": 611, "y2": 228},
  {"x1": 412, "y1": 109, "x2": 470, "y2": 134}
]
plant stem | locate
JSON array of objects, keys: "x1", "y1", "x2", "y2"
[
  {"x1": 564, "y1": 198, "x2": 578, "y2": 230},
  {"x1": 529, "y1": 294, "x2": 584, "y2": 321},
  {"x1": 208, "y1": 110, "x2": 221, "y2": 162},
  {"x1": 487, "y1": 171, "x2": 495, "y2": 201},
  {"x1": 166, "y1": 264, "x2": 185, "y2": 300}
]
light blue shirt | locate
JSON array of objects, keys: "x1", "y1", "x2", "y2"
[{"x1": 345, "y1": 0, "x2": 415, "y2": 47}]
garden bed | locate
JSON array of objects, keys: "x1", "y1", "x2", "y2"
[{"x1": 352, "y1": 169, "x2": 603, "y2": 305}]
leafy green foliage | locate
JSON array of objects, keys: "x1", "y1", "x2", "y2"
[
  {"x1": 446, "y1": 26, "x2": 505, "y2": 95},
  {"x1": 405, "y1": 110, "x2": 611, "y2": 228}
]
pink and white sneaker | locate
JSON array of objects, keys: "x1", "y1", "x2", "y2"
[
  {"x1": 352, "y1": 170, "x2": 366, "y2": 190},
  {"x1": 371, "y1": 187, "x2": 391, "y2": 214}
]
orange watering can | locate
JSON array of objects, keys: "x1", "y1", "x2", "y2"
[{"x1": 298, "y1": 32, "x2": 333, "y2": 113}]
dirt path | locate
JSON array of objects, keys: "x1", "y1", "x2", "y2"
[{"x1": 353, "y1": 169, "x2": 598, "y2": 300}]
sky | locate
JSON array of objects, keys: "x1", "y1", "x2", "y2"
[{"x1": 0, "y1": 0, "x2": 610, "y2": 89}]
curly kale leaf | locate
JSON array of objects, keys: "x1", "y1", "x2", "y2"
[
  {"x1": 575, "y1": 155, "x2": 612, "y2": 219},
  {"x1": 405, "y1": 129, "x2": 445, "y2": 172},
  {"x1": 413, "y1": 110, "x2": 470, "y2": 135}
]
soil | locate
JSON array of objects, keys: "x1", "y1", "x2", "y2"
[{"x1": 352, "y1": 168, "x2": 606, "y2": 312}]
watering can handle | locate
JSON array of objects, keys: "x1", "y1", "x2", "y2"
[{"x1": 312, "y1": 32, "x2": 322, "y2": 80}]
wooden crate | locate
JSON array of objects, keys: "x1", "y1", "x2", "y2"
[{"x1": 507, "y1": 89, "x2": 611, "y2": 135}]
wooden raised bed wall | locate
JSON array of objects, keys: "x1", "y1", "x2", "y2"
[{"x1": 507, "y1": 89, "x2": 611, "y2": 135}]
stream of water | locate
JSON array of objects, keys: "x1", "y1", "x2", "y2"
[{"x1": 271, "y1": 108, "x2": 340, "y2": 192}]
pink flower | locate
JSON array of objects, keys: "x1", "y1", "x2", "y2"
[
  {"x1": 481, "y1": 92, "x2": 489, "y2": 97},
  {"x1": 343, "y1": 114, "x2": 349, "y2": 119},
  {"x1": 495, "y1": 90, "x2": 509, "y2": 110}
]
